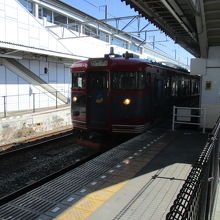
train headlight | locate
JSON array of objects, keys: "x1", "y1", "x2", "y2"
[
  {"x1": 73, "y1": 96, "x2": 78, "y2": 102},
  {"x1": 123, "y1": 98, "x2": 131, "y2": 105}
]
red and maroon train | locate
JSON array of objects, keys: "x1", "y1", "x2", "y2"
[{"x1": 70, "y1": 51, "x2": 199, "y2": 134}]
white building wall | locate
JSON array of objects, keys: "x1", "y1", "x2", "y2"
[
  {"x1": 0, "y1": 57, "x2": 71, "y2": 114},
  {"x1": 0, "y1": 0, "x2": 73, "y2": 55},
  {"x1": 191, "y1": 46, "x2": 220, "y2": 128}
]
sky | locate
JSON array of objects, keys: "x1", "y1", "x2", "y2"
[{"x1": 62, "y1": 0, "x2": 194, "y2": 66}]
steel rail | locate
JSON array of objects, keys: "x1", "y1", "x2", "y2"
[{"x1": 0, "y1": 150, "x2": 100, "y2": 206}]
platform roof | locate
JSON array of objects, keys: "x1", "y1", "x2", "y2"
[{"x1": 121, "y1": 0, "x2": 220, "y2": 58}]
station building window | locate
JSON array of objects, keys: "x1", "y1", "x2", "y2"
[
  {"x1": 83, "y1": 25, "x2": 98, "y2": 37},
  {"x1": 99, "y1": 30, "x2": 109, "y2": 43},
  {"x1": 54, "y1": 12, "x2": 67, "y2": 25},
  {"x1": 19, "y1": 0, "x2": 34, "y2": 14},
  {"x1": 112, "y1": 37, "x2": 128, "y2": 49},
  {"x1": 131, "y1": 43, "x2": 142, "y2": 54},
  {"x1": 39, "y1": 6, "x2": 53, "y2": 23},
  {"x1": 68, "y1": 18, "x2": 79, "y2": 32}
]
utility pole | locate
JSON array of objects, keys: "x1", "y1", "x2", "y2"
[
  {"x1": 153, "y1": 36, "x2": 155, "y2": 49},
  {"x1": 99, "y1": 5, "x2": 108, "y2": 20}
]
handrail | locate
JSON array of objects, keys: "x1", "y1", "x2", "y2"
[
  {"x1": 0, "y1": 91, "x2": 70, "y2": 118},
  {"x1": 166, "y1": 115, "x2": 220, "y2": 220}
]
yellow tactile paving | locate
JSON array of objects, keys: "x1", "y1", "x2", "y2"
[
  {"x1": 74, "y1": 197, "x2": 103, "y2": 212},
  {"x1": 55, "y1": 137, "x2": 171, "y2": 220},
  {"x1": 55, "y1": 206, "x2": 91, "y2": 220},
  {"x1": 88, "y1": 189, "x2": 114, "y2": 201},
  {"x1": 56, "y1": 181, "x2": 128, "y2": 220}
]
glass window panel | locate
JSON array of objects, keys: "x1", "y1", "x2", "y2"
[
  {"x1": 112, "y1": 72, "x2": 148, "y2": 89},
  {"x1": 72, "y1": 72, "x2": 86, "y2": 89},
  {"x1": 43, "y1": 8, "x2": 53, "y2": 23},
  {"x1": 68, "y1": 18, "x2": 79, "y2": 32},
  {"x1": 112, "y1": 72, "x2": 140, "y2": 89},
  {"x1": 19, "y1": 0, "x2": 34, "y2": 14},
  {"x1": 99, "y1": 31, "x2": 109, "y2": 43},
  {"x1": 131, "y1": 43, "x2": 141, "y2": 53},
  {"x1": 89, "y1": 71, "x2": 108, "y2": 89},
  {"x1": 54, "y1": 12, "x2": 67, "y2": 25},
  {"x1": 19, "y1": 0, "x2": 27, "y2": 7},
  {"x1": 38, "y1": 6, "x2": 43, "y2": 19},
  {"x1": 112, "y1": 37, "x2": 128, "y2": 49},
  {"x1": 27, "y1": 1, "x2": 33, "y2": 14},
  {"x1": 83, "y1": 25, "x2": 97, "y2": 36}
]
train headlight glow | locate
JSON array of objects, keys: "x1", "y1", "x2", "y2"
[
  {"x1": 123, "y1": 98, "x2": 131, "y2": 105},
  {"x1": 73, "y1": 96, "x2": 78, "y2": 102}
]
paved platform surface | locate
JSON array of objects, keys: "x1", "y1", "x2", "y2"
[
  {"x1": 0, "y1": 128, "x2": 208, "y2": 220},
  {"x1": 87, "y1": 130, "x2": 207, "y2": 220},
  {"x1": 213, "y1": 183, "x2": 220, "y2": 220}
]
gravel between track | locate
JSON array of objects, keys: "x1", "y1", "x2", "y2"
[{"x1": 0, "y1": 135, "x2": 93, "y2": 198}]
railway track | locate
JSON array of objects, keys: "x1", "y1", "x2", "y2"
[
  {"x1": 0, "y1": 150, "x2": 100, "y2": 206},
  {"x1": 0, "y1": 129, "x2": 133, "y2": 205},
  {"x1": 0, "y1": 130, "x2": 96, "y2": 202},
  {"x1": 0, "y1": 128, "x2": 74, "y2": 157}
]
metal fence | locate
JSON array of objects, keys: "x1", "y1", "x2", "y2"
[
  {"x1": 172, "y1": 106, "x2": 207, "y2": 133},
  {"x1": 166, "y1": 116, "x2": 220, "y2": 220},
  {"x1": 0, "y1": 91, "x2": 70, "y2": 118}
]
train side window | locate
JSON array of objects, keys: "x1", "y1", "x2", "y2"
[
  {"x1": 138, "y1": 72, "x2": 146, "y2": 89},
  {"x1": 112, "y1": 71, "x2": 137, "y2": 89},
  {"x1": 72, "y1": 72, "x2": 85, "y2": 89},
  {"x1": 156, "y1": 79, "x2": 163, "y2": 99},
  {"x1": 172, "y1": 81, "x2": 177, "y2": 96},
  {"x1": 146, "y1": 72, "x2": 151, "y2": 86}
]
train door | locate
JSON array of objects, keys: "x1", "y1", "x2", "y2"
[{"x1": 87, "y1": 71, "x2": 109, "y2": 129}]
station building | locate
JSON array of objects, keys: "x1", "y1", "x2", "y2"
[{"x1": 0, "y1": 0, "x2": 189, "y2": 144}]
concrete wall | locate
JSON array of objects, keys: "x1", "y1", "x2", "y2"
[
  {"x1": 0, "y1": 106, "x2": 72, "y2": 146},
  {"x1": 191, "y1": 46, "x2": 220, "y2": 128}
]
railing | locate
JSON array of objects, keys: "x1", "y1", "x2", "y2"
[
  {"x1": 0, "y1": 91, "x2": 70, "y2": 118},
  {"x1": 166, "y1": 116, "x2": 220, "y2": 220},
  {"x1": 172, "y1": 106, "x2": 207, "y2": 133}
]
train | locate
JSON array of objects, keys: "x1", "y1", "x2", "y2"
[{"x1": 70, "y1": 50, "x2": 200, "y2": 135}]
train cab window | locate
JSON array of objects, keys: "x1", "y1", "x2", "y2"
[{"x1": 72, "y1": 72, "x2": 85, "y2": 89}]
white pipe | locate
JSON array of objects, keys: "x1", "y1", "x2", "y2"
[{"x1": 0, "y1": 54, "x2": 22, "y2": 59}]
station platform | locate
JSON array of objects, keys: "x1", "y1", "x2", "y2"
[
  {"x1": 0, "y1": 105, "x2": 72, "y2": 147},
  {"x1": 213, "y1": 182, "x2": 220, "y2": 220},
  {"x1": 0, "y1": 128, "x2": 208, "y2": 220}
]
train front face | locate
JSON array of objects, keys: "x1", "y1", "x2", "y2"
[{"x1": 71, "y1": 58, "x2": 152, "y2": 134}]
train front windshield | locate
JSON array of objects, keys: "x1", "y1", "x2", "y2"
[
  {"x1": 88, "y1": 71, "x2": 109, "y2": 89},
  {"x1": 112, "y1": 71, "x2": 147, "y2": 89}
]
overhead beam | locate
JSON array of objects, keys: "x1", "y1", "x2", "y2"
[
  {"x1": 195, "y1": 0, "x2": 208, "y2": 58},
  {"x1": 160, "y1": 0, "x2": 197, "y2": 42},
  {"x1": 99, "y1": 15, "x2": 142, "y2": 22}
]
